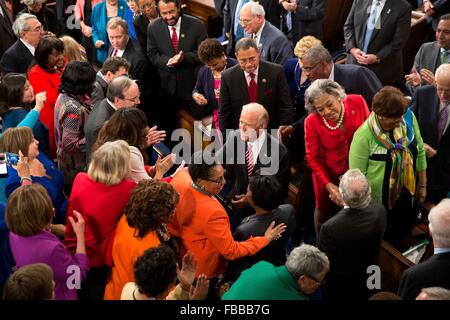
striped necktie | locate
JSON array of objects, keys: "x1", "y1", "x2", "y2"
[{"x1": 245, "y1": 143, "x2": 254, "y2": 177}]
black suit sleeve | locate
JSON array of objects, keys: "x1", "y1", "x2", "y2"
[
  {"x1": 294, "y1": 0, "x2": 325, "y2": 21},
  {"x1": 219, "y1": 71, "x2": 236, "y2": 132},
  {"x1": 0, "y1": 51, "x2": 15, "y2": 74},
  {"x1": 147, "y1": 23, "x2": 172, "y2": 72},
  {"x1": 356, "y1": 67, "x2": 382, "y2": 106},
  {"x1": 276, "y1": 67, "x2": 294, "y2": 126},
  {"x1": 317, "y1": 223, "x2": 334, "y2": 259},
  {"x1": 181, "y1": 21, "x2": 207, "y2": 66},
  {"x1": 398, "y1": 270, "x2": 418, "y2": 300}
]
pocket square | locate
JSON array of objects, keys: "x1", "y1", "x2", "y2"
[{"x1": 263, "y1": 88, "x2": 273, "y2": 95}]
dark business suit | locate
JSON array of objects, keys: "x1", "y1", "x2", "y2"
[
  {"x1": 133, "y1": 14, "x2": 150, "y2": 53},
  {"x1": 0, "y1": 0, "x2": 15, "y2": 59},
  {"x1": 258, "y1": 20, "x2": 293, "y2": 65},
  {"x1": 290, "y1": 0, "x2": 326, "y2": 44},
  {"x1": 147, "y1": 14, "x2": 207, "y2": 126},
  {"x1": 84, "y1": 98, "x2": 116, "y2": 163},
  {"x1": 428, "y1": 0, "x2": 450, "y2": 30},
  {"x1": 410, "y1": 85, "x2": 450, "y2": 202},
  {"x1": 91, "y1": 73, "x2": 108, "y2": 106},
  {"x1": 317, "y1": 204, "x2": 387, "y2": 301},
  {"x1": 0, "y1": 39, "x2": 34, "y2": 74},
  {"x1": 226, "y1": 204, "x2": 296, "y2": 281},
  {"x1": 398, "y1": 251, "x2": 450, "y2": 300},
  {"x1": 334, "y1": 63, "x2": 382, "y2": 107},
  {"x1": 147, "y1": 14, "x2": 207, "y2": 101},
  {"x1": 219, "y1": 60, "x2": 294, "y2": 131},
  {"x1": 218, "y1": 129, "x2": 291, "y2": 201},
  {"x1": 343, "y1": 0, "x2": 412, "y2": 86}
]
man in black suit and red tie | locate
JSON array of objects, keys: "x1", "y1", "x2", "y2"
[
  {"x1": 219, "y1": 38, "x2": 294, "y2": 135},
  {"x1": 147, "y1": 0, "x2": 207, "y2": 134},
  {"x1": 0, "y1": 0, "x2": 15, "y2": 59}
]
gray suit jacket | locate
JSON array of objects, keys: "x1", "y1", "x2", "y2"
[
  {"x1": 258, "y1": 21, "x2": 293, "y2": 65},
  {"x1": 407, "y1": 41, "x2": 441, "y2": 93},
  {"x1": 147, "y1": 14, "x2": 207, "y2": 100},
  {"x1": 343, "y1": 0, "x2": 412, "y2": 85},
  {"x1": 219, "y1": 60, "x2": 294, "y2": 131},
  {"x1": 84, "y1": 98, "x2": 116, "y2": 163}
]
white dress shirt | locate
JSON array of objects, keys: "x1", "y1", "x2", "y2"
[
  {"x1": 244, "y1": 67, "x2": 259, "y2": 86},
  {"x1": 247, "y1": 130, "x2": 267, "y2": 165}
]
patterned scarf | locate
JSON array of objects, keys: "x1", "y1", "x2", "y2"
[{"x1": 367, "y1": 112, "x2": 416, "y2": 209}]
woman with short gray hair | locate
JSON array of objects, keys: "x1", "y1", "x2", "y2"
[{"x1": 304, "y1": 79, "x2": 369, "y2": 234}]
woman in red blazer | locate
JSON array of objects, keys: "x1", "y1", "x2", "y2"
[
  {"x1": 64, "y1": 140, "x2": 136, "y2": 300},
  {"x1": 304, "y1": 79, "x2": 370, "y2": 235},
  {"x1": 28, "y1": 35, "x2": 65, "y2": 159}
]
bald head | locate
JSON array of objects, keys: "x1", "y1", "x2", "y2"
[
  {"x1": 239, "y1": 103, "x2": 268, "y2": 141},
  {"x1": 428, "y1": 199, "x2": 450, "y2": 247}
]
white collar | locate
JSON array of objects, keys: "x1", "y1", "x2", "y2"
[
  {"x1": 253, "y1": 20, "x2": 265, "y2": 46},
  {"x1": 328, "y1": 63, "x2": 335, "y2": 81},
  {"x1": 244, "y1": 66, "x2": 259, "y2": 80},
  {"x1": 247, "y1": 130, "x2": 267, "y2": 161},
  {"x1": 106, "y1": 98, "x2": 118, "y2": 110},
  {"x1": 20, "y1": 38, "x2": 35, "y2": 55},
  {"x1": 168, "y1": 17, "x2": 181, "y2": 34}
]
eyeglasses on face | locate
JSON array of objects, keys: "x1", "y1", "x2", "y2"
[
  {"x1": 306, "y1": 274, "x2": 323, "y2": 286},
  {"x1": 237, "y1": 56, "x2": 258, "y2": 64},
  {"x1": 239, "y1": 16, "x2": 255, "y2": 26},
  {"x1": 302, "y1": 61, "x2": 320, "y2": 73},
  {"x1": 205, "y1": 175, "x2": 226, "y2": 184},
  {"x1": 121, "y1": 93, "x2": 141, "y2": 102}
]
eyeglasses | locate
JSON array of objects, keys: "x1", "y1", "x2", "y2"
[
  {"x1": 302, "y1": 61, "x2": 320, "y2": 73},
  {"x1": 205, "y1": 175, "x2": 226, "y2": 184},
  {"x1": 122, "y1": 93, "x2": 141, "y2": 103},
  {"x1": 306, "y1": 275, "x2": 323, "y2": 286},
  {"x1": 237, "y1": 56, "x2": 258, "y2": 64},
  {"x1": 239, "y1": 17, "x2": 255, "y2": 26},
  {"x1": 27, "y1": 25, "x2": 43, "y2": 32}
]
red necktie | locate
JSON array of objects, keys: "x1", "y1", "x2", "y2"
[
  {"x1": 245, "y1": 143, "x2": 254, "y2": 177},
  {"x1": 247, "y1": 73, "x2": 257, "y2": 102},
  {"x1": 171, "y1": 27, "x2": 178, "y2": 53},
  {"x1": 113, "y1": 49, "x2": 118, "y2": 57}
]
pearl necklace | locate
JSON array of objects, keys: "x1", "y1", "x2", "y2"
[{"x1": 322, "y1": 103, "x2": 345, "y2": 131}]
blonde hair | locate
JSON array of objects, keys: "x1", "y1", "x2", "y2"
[
  {"x1": 60, "y1": 36, "x2": 86, "y2": 62},
  {"x1": 88, "y1": 140, "x2": 131, "y2": 185},
  {"x1": 294, "y1": 35, "x2": 322, "y2": 59}
]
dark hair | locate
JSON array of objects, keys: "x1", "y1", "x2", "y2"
[
  {"x1": 101, "y1": 56, "x2": 130, "y2": 75},
  {"x1": 0, "y1": 73, "x2": 27, "y2": 114},
  {"x1": 440, "y1": 13, "x2": 450, "y2": 21},
  {"x1": 188, "y1": 151, "x2": 219, "y2": 182},
  {"x1": 125, "y1": 180, "x2": 179, "y2": 238},
  {"x1": 249, "y1": 176, "x2": 282, "y2": 211},
  {"x1": 197, "y1": 38, "x2": 224, "y2": 64},
  {"x1": 157, "y1": 0, "x2": 180, "y2": 8},
  {"x1": 59, "y1": 61, "x2": 96, "y2": 96},
  {"x1": 2, "y1": 263, "x2": 54, "y2": 300},
  {"x1": 235, "y1": 38, "x2": 258, "y2": 53},
  {"x1": 368, "y1": 291, "x2": 402, "y2": 300},
  {"x1": 33, "y1": 35, "x2": 64, "y2": 70},
  {"x1": 92, "y1": 108, "x2": 148, "y2": 155},
  {"x1": 134, "y1": 246, "x2": 177, "y2": 298},
  {"x1": 371, "y1": 86, "x2": 407, "y2": 118}
]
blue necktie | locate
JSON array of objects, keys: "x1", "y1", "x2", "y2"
[
  {"x1": 234, "y1": 0, "x2": 250, "y2": 42},
  {"x1": 286, "y1": 12, "x2": 292, "y2": 32},
  {"x1": 363, "y1": 0, "x2": 381, "y2": 53}
]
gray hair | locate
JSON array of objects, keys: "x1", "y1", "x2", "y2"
[
  {"x1": 235, "y1": 38, "x2": 258, "y2": 53},
  {"x1": 428, "y1": 199, "x2": 450, "y2": 247},
  {"x1": 339, "y1": 169, "x2": 372, "y2": 209},
  {"x1": 241, "y1": 1, "x2": 265, "y2": 17},
  {"x1": 435, "y1": 63, "x2": 450, "y2": 80},
  {"x1": 241, "y1": 103, "x2": 268, "y2": 127},
  {"x1": 304, "y1": 79, "x2": 346, "y2": 113},
  {"x1": 285, "y1": 244, "x2": 329, "y2": 280},
  {"x1": 420, "y1": 287, "x2": 450, "y2": 300},
  {"x1": 21, "y1": 0, "x2": 45, "y2": 7},
  {"x1": 107, "y1": 17, "x2": 129, "y2": 34},
  {"x1": 106, "y1": 75, "x2": 135, "y2": 101},
  {"x1": 12, "y1": 13, "x2": 38, "y2": 38},
  {"x1": 302, "y1": 45, "x2": 333, "y2": 65}
]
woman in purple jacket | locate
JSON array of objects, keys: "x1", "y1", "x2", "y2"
[{"x1": 6, "y1": 184, "x2": 89, "y2": 300}]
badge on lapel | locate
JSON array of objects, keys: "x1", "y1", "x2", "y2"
[
  {"x1": 181, "y1": 34, "x2": 185, "y2": 38},
  {"x1": 262, "y1": 78, "x2": 267, "y2": 84}
]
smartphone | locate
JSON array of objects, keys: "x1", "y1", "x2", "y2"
[
  {"x1": 5, "y1": 152, "x2": 19, "y2": 166},
  {"x1": 0, "y1": 154, "x2": 8, "y2": 178}
]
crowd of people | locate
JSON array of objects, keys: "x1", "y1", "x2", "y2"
[{"x1": 0, "y1": 0, "x2": 450, "y2": 301}]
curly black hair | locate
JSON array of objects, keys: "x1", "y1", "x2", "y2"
[
  {"x1": 249, "y1": 175, "x2": 282, "y2": 211},
  {"x1": 125, "y1": 180, "x2": 179, "y2": 238},
  {"x1": 134, "y1": 245, "x2": 177, "y2": 298},
  {"x1": 197, "y1": 38, "x2": 224, "y2": 64}
]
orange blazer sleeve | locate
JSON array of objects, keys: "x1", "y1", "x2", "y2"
[{"x1": 204, "y1": 208, "x2": 269, "y2": 261}]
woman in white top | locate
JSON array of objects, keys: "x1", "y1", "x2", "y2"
[{"x1": 92, "y1": 108, "x2": 174, "y2": 182}]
